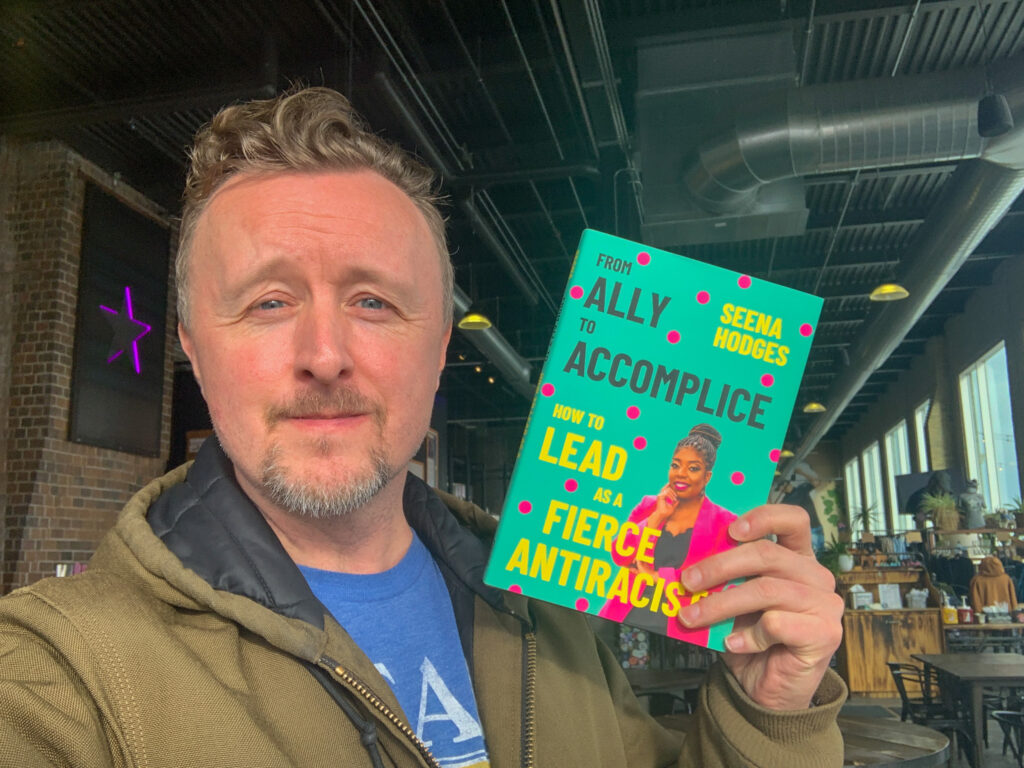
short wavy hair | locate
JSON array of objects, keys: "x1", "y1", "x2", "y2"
[{"x1": 176, "y1": 86, "x2": 452, "y2": 328}]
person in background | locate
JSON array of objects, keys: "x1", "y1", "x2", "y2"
[
  {"x1": 0, "y1": 87, "x2": 846, "y2": 768},
  {"x1": 970, "y1": 555, "x2": 1018, "y2": 615}
]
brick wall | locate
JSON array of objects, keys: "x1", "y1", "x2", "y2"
[{"x1": 1, "y1": 137, "x2": 176, "y2": 591}]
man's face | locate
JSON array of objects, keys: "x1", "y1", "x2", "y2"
[{"x1": 179, "y1": 170, "x2": 451, "y2": 519}]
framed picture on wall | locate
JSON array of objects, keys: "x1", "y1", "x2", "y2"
[{"x1": 69, "y1": 183, "x2": 169, "y2": 455}]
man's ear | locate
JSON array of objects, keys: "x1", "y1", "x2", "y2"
[
  {"x1": 178, "y1": 322, "x2": 202, "y2": 391},
  {"x1": 437, "y1": 322, "x2": 452, "y2": 387}
]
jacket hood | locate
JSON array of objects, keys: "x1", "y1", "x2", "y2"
[
  {"x1": 92, "y1": 437, "x2": 514, "y2": 660},
  {"x1": 978, "y1": 555, "x2": 1006, "y2": 577}
]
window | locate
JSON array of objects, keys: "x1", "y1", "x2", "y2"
[
  {"x1": 914, "y1": 399, "x2": 931, "y2": 473},
  {"x1": 885, "y1": 421, "x2": 913, "y2": 530},
  {"x1": 844, "y1": 457, "x2": 863, "y2": 535},
  {"x1": 959, "y1": 342, "x2": 1021, "y2": 511},
  {"x1": 861, "y1": 442, "x2": 886, "y2": 535}
]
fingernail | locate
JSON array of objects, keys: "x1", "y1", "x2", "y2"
[
  {"x1": 725, "y1": 633, "x2": 745, "y2": 652},
  {"x1": 679, "y1": 603, "x2": 700, "y2": 627},
  {"x1": 681, "y1": 566, "x2": 702, "y2": 591},
  {"x1": 730, "y1": 518, "x2": 751, "y2": 540}
]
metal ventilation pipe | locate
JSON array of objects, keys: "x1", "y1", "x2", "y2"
[
  {"x1": 780, "y1": 53, "x2": 1024, "y2": 473},
  {"x1": 453, "y1": 286, "x2": 534, "y2": 399},
  {"x1": 684, "y1": 67, "x2": 988, "y2": 214}
]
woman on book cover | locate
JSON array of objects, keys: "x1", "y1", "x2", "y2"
[{"x1": 599, "y1": 424, "x2": 738, "y2": 645}]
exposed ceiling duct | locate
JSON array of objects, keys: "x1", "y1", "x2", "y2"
[
  {"x1": 781, "y1": 52, "x2": 1024, "y2": 473},
  {"x1": 453, "y1": 286, "x2": 534, "y2": 400},
  {"x1": 683, "y1": 67, "x2": 987, "y2": 216}
]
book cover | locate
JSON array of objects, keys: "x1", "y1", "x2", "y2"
[{"x1": 483, "y1": 229, "x2": 823, "y2": 651}]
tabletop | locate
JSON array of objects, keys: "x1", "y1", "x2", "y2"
[
  {"x1": 912, "y1": 652, "x2": 1024, "y2": 683},
  {"x1": 624, "y1": 667, "x2": 708, "y2": 695}
]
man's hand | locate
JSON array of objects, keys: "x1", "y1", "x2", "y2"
[{"x1": 676, "y1": 504, "x2": 843, "y2": 710}]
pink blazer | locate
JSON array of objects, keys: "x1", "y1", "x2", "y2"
[{"x1": 598, "y1": 494, "x2": 737, "y2": 644}]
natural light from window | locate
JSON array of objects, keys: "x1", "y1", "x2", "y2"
[
  {"x1": 959, "y1": 343, "x2": 1020, "y2": 512},
  {"x1": 885, "y1": 421, "x2": 912, "y2": 531}
]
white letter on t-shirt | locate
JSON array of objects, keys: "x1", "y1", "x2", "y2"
[{"x1": 416, "y1": 657, "x2": 483, "y2": 746}]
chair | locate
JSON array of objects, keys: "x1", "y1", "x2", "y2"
[
  {"x1": 886, "y1": 661, "x2": 941, "y2": 720},
  {"x1": 889, "y1": 666, "x2": 976, "y2": 767},
  {"x1": 993, "y1": 711, "x2": 1024, "y2": 768}
]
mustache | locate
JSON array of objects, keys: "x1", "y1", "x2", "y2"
[{"x1": 266, "y1": 388, "x2": 385, "y2": 424}]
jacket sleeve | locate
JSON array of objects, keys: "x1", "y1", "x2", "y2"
[
  {"x1": 0, "y1": 595, "x2": 116, "y2": 768},
  {"x1": 677, "y1": 663, "x2": 847, "y2": 768}
]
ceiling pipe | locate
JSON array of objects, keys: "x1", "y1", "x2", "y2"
[
  {"x1": 373, "y1": 71, "x2": 540, "y2": 307},
  {"x1": 779, "y1": 53, "x2": 1024, "y2": 475},
  {"x1": 684, "y1": 66, "x2": 989, "y2": 215},
  {"x1": 453, "y1": 286, "x2": 534, "y2": 399}
]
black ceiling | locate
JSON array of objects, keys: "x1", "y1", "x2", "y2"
[{"x1": 4, "y1": 0, "x2": 1024, "y2": 456}]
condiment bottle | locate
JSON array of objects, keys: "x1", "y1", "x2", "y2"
[
  {"x1": 957, "y1": 595, "x2": 974, "y2": 625},
  {"x1": 941, "y1": 595, "x2": 958, "y2": 625}
]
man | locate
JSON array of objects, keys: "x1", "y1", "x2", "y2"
[{"x1": 0, "y1": 88, "x2": 845, "y2": 767}]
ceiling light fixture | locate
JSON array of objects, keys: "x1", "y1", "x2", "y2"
[
  {"x1": 780, "y1": 449, "x2": 795, "y2": 458},
  {"x1": 869, "y1": 282, "x2": 910, "y2": 302},
  {"x1": 802, "y1": 401, "x2": 827, "y2": 414},
  {"x1": 457, "y1": 311, "x2": 492, "y2": 330}
]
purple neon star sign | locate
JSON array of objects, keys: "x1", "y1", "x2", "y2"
[{"x1": 99, "y1": 286, "x2": 151, "y2": 374}]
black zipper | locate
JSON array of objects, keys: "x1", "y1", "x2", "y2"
[
  {"x1": 520, "y1": 630, "x2": 537, "y2": 768},
  {"x1": 319, "y1": 656, "x2": 443, "y2": 768}
]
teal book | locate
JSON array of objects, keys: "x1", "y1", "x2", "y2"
[{"x1": 482, "y1": 229, "x2": 823, "y2": 651}]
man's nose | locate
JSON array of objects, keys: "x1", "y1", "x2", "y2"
[{"x1": 294, "y1": 305, "x2": 354, "y2": 383}]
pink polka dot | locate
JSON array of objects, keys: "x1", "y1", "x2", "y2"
[
  {"x1": 738, "y1": 275, "x2": 752, "y2": 289},
  {"x1": 800, "y1": 323, "x2": 813, "y2": 336},
  {"x1": 666, "y1": 329, "x2": 681, "y2": 344},
  {"x1": 696, "y1": 290, "x2": 710, "y2": 304},
  {"x1": 633, "y1": 436, "x2": 647, "y2": 450},
  {"x1": 570, "y1": 285, "x2": 584, "y2": 300},
  {"x1": 575, "y1": 597, "x2": 590, "y2": 611},
  {"x1": 541, "y1": 382, "x2": 555, "y2": 397},
  {"x1": 564, "y1": 478, "x2": 578, "y2": 492},
  {"x1": 636, "y1": 252, "x2": 650, "y2": 265},
  {"x1": 761, "y1": 373, "x2": 774, "y2": 387},
  {"x1": 509, "y1": 584, "x2": 522, "y2": 593},
  {"x1": 518, "y1": 500, "x2": 532, "y2": 514},
  {"x1": 769, "y1": 449, "x2": 781, "y2": 462},
  {"x1": 731, "y1": 471, "x2": 745, "y2": 485},
  {"x1": 626, "y1": 405, "x2": 640, "y2": 419}
]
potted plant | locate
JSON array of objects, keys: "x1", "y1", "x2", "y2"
[
  {"x1": 920, "y1": 491, "x2": 961, "y2": 531},
  {"x1": 850, "y1": 503, "x2": 878, "y2": 537},
  {"x1": 819, "y1": 535, "x2": 855, "y2": 575}
]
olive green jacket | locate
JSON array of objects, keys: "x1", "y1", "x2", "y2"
[{"x1": 0, "y1": 442, "x2": 845, "y2": 767}]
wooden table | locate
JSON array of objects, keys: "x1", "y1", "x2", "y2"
[
  {"x1": 838, "y1": 715, "x2": 949, "y2": 767},
  {"x1": 654, "y1": 712, "x2": 949, "y2": 767},
  {"x1": 943, "y1": 622, "x2": 1024, "y2": 653},
  {"x1": 624, "y1": 667, "x2": 707, "y2": 696},
  {"x1": 913, "y1": 651, "x2": 1024, "y2": 768}
]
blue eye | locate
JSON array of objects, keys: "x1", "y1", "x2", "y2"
[
  {"x1": 257, "y1": 299, "x2": 286, "y2": 311},
  {"x1": 359, "y1": 297, "x2": 387, "y2": 310}
]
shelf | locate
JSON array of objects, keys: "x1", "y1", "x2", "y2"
[{"x1": 837, "y1": 568, "x2": 922, "y2": 585}]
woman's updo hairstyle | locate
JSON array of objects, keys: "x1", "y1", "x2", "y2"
[{"x1": 676, "y1": 423, "x2": 722, "y2": 469}]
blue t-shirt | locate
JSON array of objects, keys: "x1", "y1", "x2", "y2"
[{"x1": 299, "y1": 533, "x2": 490, "y2": 768}]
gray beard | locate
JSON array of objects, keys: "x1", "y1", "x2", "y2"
[{"x1": 259, "y1": 438, "x2": 395, "y2": 519}]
